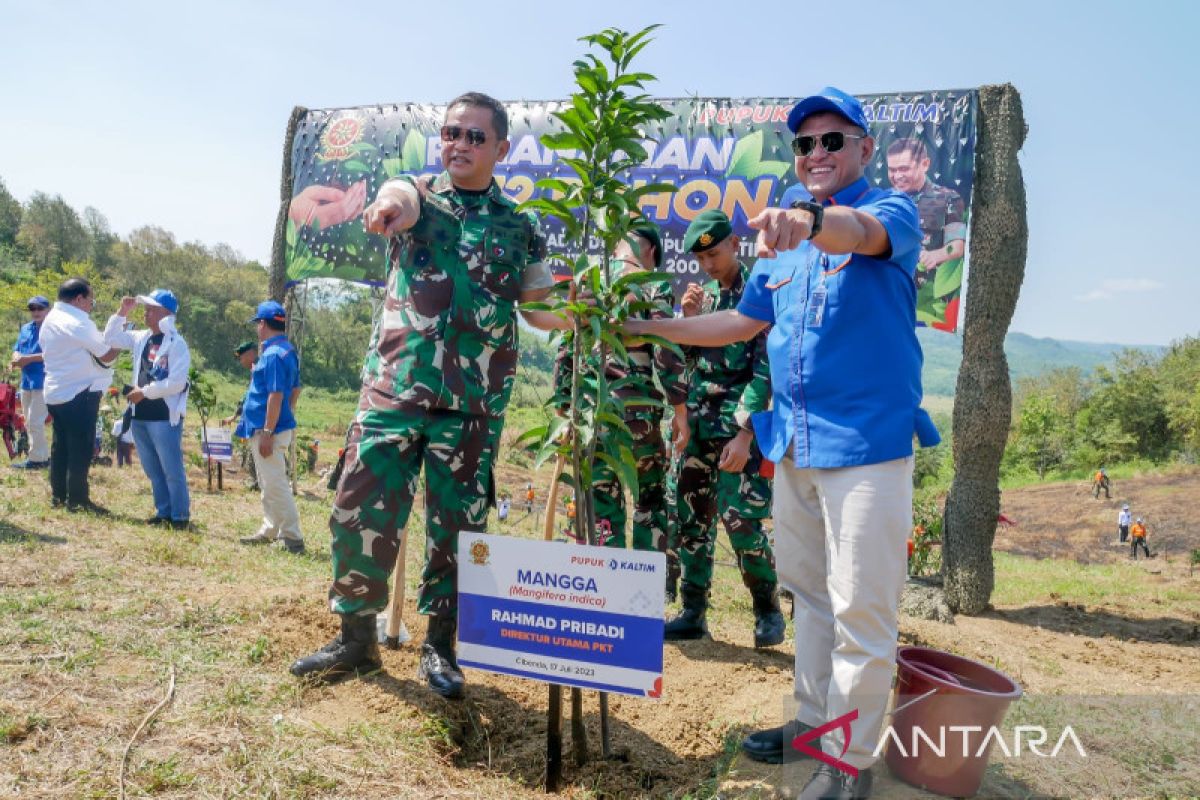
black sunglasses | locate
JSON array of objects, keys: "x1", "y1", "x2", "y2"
[
  {"x1": 791, "y1": 131, "x2": 866, "y2": 157},
  {"x1": 440, "y1": 125, "x2": 489, "y2": 147}
]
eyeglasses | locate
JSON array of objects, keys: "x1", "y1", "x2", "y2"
[
  {"x1": 791, "y1": 131, "x2": 866, "y2": 157},
  {"x1": 440, "y1": 125, "x2": 489, "y2": 147}
]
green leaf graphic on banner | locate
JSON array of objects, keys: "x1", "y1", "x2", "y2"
[
  {"x1": 285, "y1": 219, "x2": 297, "y2": 248},
  {"x1": 381, "y1": 158, "x2": 404, "y2": 178},
  {"x1": 916, "y1": 276, "x2": 937, "y2": 322},
  {"x1": 401, "y1": 130, "x2": 426, "y2": 172},
  {"x1": 724, "y1": 131, "x2": 791, "y2": 180},
  {"x1": 725, "y1": 132, "x2": 761, "y2": 178},
  {"x1": 933, "y1": 257, "x2": 963, "y2": 297}
]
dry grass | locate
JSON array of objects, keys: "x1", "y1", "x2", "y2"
[{"x1": 2, "y1": 450, "x2": 1199, "y2": 798}]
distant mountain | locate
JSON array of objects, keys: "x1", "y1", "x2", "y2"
[{"x1": 918, "y1": 329, "x2": 1166, "y2": 397}]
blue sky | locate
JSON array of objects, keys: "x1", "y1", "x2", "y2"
[{"x1": 1, "y1": 0, "x2": 1196, "y2": 345}]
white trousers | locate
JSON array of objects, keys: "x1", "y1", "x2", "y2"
[
  {"x1": 774, "y1": 455, "x2": 913, "y2": 770},
  {"x1": 19, "y1": 388, "x2": 49, "y2": 462},
  {"x1": 250, "y1": 430, "x2": 302, "y2": 542}
]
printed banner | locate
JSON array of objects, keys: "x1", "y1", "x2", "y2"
[
  {"x1": 456, "y1": 532, "x2": 665, "y2": 698},
  {"x1": 284, "y1": 90, "x2": 976, "y2": 330},
  {"x1": 202, "y1": 427, "x2": 233, "y2": 463}
]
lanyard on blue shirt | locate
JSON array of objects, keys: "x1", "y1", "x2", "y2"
[{"x1": 803, "y1": 185, "x2": 870, "y2": 329}]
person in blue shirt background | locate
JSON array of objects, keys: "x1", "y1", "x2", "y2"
[
  {"x1": 626, "y1": 87, "x2": 940, "y2": 800},
  {"x1": 9, "y1": 295, "x2": 51, "y2": 468},
  {"x1": 236, "y1": 300, "x2": 305, "y2": 554}
]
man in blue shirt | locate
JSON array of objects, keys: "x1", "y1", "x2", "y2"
[
  {"x1": 9, "y1": 296, "x2": 50, "y2": 468},
  {"x1": 236, "y1": 300, "x2": 305, "y2": 554},
  {"x1": 627, "y1": 87, "x2": 940, "y2": 800}
]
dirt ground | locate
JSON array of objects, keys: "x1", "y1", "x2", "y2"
[
  {"x1": 995, "y1": 468, "x2": 1200, "y2": 564},
  {"x1": 1, "y1": 463, "x2": 1198, "y2": 798}
]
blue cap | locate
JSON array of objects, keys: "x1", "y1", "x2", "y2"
[
  {"x1": 137, "y1": 289, "x2": 179, "y2": 315},
  {"x1": 787, "y1": 86, "x2": 870, "y2": 134},
  {"x1": 27, "y1": 295, "x2": 50, "y2": 309},
  {"x1": 250, "y1": 300, "x2": 287, "y2": 323}
]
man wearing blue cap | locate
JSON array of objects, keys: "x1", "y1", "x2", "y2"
[
  {"x1": 627, "y1": 87, "x2": 939, "y2": 799},
  {"x1": 236, "y1": 300, "x2": 304, "y2": 554},
  {"x1": 105, "y1": 290, "x2": 192, "y2": 529},
  {"x1": 9, "y1": 296, "x2": 51, "y2": 468}
]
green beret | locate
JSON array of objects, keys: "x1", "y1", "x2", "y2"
[
  {"x1": 683, "y1": 210, "x2": 733, "y2": 253},
  {"x1": 629, "y1": 221, "x2": 663, "y2": 268},
  {"x1": 234, "y1": 340, "x2": 257, "y2": 356}
]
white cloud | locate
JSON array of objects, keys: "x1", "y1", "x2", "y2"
[{"x1": 1074, "y1": 278, "x2": 1165, "y2": 303}]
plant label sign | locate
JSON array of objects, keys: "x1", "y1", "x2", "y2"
[
  {"x1": 202, "y1": 427, "x2": 233, "y2": 463},
  {"x1": 457, "y1": 532, "x2": 665, "y2": 698}
]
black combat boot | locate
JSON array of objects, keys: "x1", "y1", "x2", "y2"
[
  {"x1": 289, "y1": 613, "x2": 382, "y2": 684},
  {"x1": 665, "y1": 572, "x2": 679, "y2": 605},
  {"x1": 751, "y1": 583, "x2": 786, "y2": 648},
  {"x1": 663, "y1": 582, "x2": 708, "y2": 640},
  {"x1": 419, "y1": 614, "x2": 465, "y2": 699}
]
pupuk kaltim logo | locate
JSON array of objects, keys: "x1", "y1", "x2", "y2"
[{"x1": 791, "y1": 709, "x2": 859, "y2": 779}]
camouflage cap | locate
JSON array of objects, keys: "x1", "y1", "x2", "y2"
[{"x1": 683, "y1": 210, "x2": 733, "y2": 253}]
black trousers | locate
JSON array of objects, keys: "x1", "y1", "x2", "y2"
[
  {"x1": 1131, "y1": 538, "x2": 1150, "y2": 559},
  {"x1": 48, "y1": 390, "x2": 101, "y2": 505}
]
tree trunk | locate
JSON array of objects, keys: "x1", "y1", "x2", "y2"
[
  {"x1": 943, "y1": 84, "x2": 1028, "y2": 615},
  {"x1": 269, "y1": 105, "x2": 308, "y2": 303}
]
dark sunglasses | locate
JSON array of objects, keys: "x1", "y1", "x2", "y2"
[
  {"x1": 791, "y1": 131, "x2": 866, "y2": 157},
  {"x1": 440, "y1": 125, "x2": 489, "y2": 147}
]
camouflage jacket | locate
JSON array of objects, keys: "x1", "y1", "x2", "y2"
[
  {"x1": 553, "y1": 277, "x2": 687, "y2": 421},
  {"x1": 910, "y1": 179, "x2": 966, "y2": 251},
  {"x1": 361, "y1": 172, "x2": 548, "y2": 418},
  {"x1": 683, "y1": 264, "x2": 771, "y2": 441}
]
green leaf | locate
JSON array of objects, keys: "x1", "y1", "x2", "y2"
[
  {"x1": 599, "y1": 329, "x2": 629, "y2": 363},
  {"x1": 542, "y1": 132, "x2": 586, "y2": 151},
  {"x1": 932, "y1": 258, "x2": 964, "y2": 298},
  {"x1": 514, "y1": 424, "x2": 548, "y2": 447},
  {"x1": 741, "y1": 160, "x2": 792, "y2": 180},
  {"x1": 285, "y1": 219, "x2": 297, "y2": 248},
  {"x1": 915, "y1": 279, "x2": 939, "y2": 322},
  {"x1": 401, "y1": 130, "x2": 426, "y2": 172},
  {"x1": 381, "y1": 158, "x2": 405, "y2": 178},
  {"x1": 636, "y1": 333, "x2": 684, "y2": 361},
  {"x1": 724, "y1": 131, "x2": 762, "y2": 178},
  {"x1": 612, "y1": 269, "x2": 670, "y2": 294}
]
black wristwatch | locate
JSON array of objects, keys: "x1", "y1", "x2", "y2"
[{"x1": 790, "y1": 199, "x2": 824, "y2": 239}]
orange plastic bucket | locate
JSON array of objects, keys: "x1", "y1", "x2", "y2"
[{"x1": 885, "y1": 646, "x2": 1022, "y2": 797}]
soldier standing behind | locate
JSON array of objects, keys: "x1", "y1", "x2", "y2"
[
  {"x1": 550, "y1": 223, "x2": 689, "y2": 553},
  {"x1": 666, "y1": 210, "x2": 784, "y2": 648},
  {"x1": 885, "y1": 138, "x2": 966, "y2": 290},
  {"x1": 290, "y1": 92, "x2": 556, "y2": 699}
]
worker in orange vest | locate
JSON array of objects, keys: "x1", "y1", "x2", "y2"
[
  {"x1": 1093, "y1": 468, "x2": 1111, "y2": 499},
  {"x1": 1130, "y1": 517, "x2": 1150, "y2": 559}
]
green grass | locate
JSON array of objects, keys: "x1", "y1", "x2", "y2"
[
  {"x1": 991, "y1": 551, "x2": 1194, "y2": 609},
  {"x1": 998, "y1": 458, "x2": 1169, "y2": 491}
]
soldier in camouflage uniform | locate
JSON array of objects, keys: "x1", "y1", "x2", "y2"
[
  {"x1": 550, "y1": 223, "x2": 688, "y2": 553},
  {"x1": 290, "y1": 93, "x2": 556, "y2": 699},
  {"x1": 885, "y1": 138, "x2": 966, "y2": 290},
  {"x1": 664, "y1": 211, "x2": 785, "y2": 648}
]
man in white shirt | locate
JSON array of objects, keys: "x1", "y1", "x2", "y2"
[
  {"x1": 104, "y1": 290, "x2": 192, "y2": 529},
  {"x1": 39, "y1": 278, "x2": 120, "y2": 513},
  {"x1": 1117, "y1": 504, "x2": 1132, "y2": 543}
]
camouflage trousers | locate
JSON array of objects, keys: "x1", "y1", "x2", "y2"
[
  {"x1": 664, "y1": 457, "x2": 682, "y2": 586},
  {"x1": 593, "y1": 417, "x2": 668, "y2": 553},
  {"x1": 676, "y1": 434, "x2": 776, "y2": 593},
  {"x1": 328, "y1": 388, "x2": 503, "y2": 618}
]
